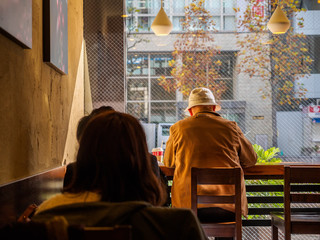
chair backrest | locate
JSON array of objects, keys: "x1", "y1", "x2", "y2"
[
  {"x1": 284, "y1": 165, "x2": 320, "y2": 225},
  {"x1": 191, "y1": 167, "x2": 242, "y2": 237}
]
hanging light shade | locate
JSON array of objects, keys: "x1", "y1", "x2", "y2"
[
  {"x1": 151, "y1": 1, "x2": 173, "y2": 36},
  {"x1": 267, "y1": 5, "x2": 291, "y2": 34}
]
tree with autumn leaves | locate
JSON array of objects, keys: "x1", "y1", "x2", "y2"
[
  {"x1": 158, "y1": 0, "x2": 227, "y2": 99},
  {"x1": 236, "y1": 0, "x2": 312, "y2": 146}
]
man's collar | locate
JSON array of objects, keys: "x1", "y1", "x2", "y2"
[{"x1": 194, "y1": 111, "x2": 221, "y2": 118}]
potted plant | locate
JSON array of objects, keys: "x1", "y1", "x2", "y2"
[{"x1": 252, "y1": 144, "x2": 282, "y2": 163}]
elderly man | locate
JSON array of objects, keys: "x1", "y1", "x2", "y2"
[{"x1": 164, "y1": 87, "x2": 257, "y2": 230}]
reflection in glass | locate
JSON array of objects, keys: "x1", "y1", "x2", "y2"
[
  {"x1": 127, "y1": 102, "x2": 148, "y2": 122},
  {"x1": 151, "y1": 102, "x2": 176, "y2": 123},
  {"x1": 150, "y1": 55, "x2": 172, "y2": 76},
  {"x1": 138, "y1": 17, "x2": 152, "y2": 31},
  {"x1": 151, "y1": 78, "x2": 176, "y2": 100},
  {"x1": 127, "y1": 54, "x2": 148, "y2": 76},
  {"x1": 127, "y1": 78, "x2": 148, "y2": 101}
]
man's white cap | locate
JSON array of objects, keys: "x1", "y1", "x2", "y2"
[{"x1": 186, "y1": 87, "x2": 221, "y2": 111}]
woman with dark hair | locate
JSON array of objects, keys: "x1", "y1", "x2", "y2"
[
  {"x1": 63, "y1": 106, "x2": 116, "y2": 188},
  {"x1": 63, "y1": 105, "x2": 161, "y2": 188},
  {"x1": 33, "y1": 112, "x2": 206, "y2": 240}
]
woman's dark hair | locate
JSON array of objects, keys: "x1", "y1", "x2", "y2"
[
  {"x1": 65, "y1": 111, "x2": 167, "y2": 206},
  {"x1": 76, "y1": 106, "x2": 115, "y2": 142},
  {"x1": 76, "y1": 115, "x2": 90, "y2": 141},
  {"x1": 90, "y1": 106, "x2": 114, "y2": 116}
]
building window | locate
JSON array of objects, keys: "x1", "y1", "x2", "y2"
[
  {"x1": 212, "y1": 51, "x2": 236, "y2": 100},
  {"x1": 127, "y1": 54, "x2": 148, "y2": 76},
  {"x1": 127, "y1": 53, "x2": 177, "y2": 123},
  {"x1": 127, "y1": 78, "x2": 148, "y2": 101},
  {"x1": 150, "y1": 55, "x2": 173, "y2": 76},
  {"x1": 309, "y1": 35, "x2": 320, "y2": 74},
  {"x1": 151, "y1": 102, "x2": 176, "y2": 122},
  {"x1": 151, "y1": 78, "x2": 176, "y2": 100}
]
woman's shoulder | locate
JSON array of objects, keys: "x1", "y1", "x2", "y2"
[{"x1": 35, "y1": 193, "x2": 68, "y2": 214}]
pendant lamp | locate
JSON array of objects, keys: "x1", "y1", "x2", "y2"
[
  {"x1": 151, "y1": 0, "x2": 173, "y2": 36},
  {"x1": 267, "y1": 4, "x2": 290, "y2": 34}
]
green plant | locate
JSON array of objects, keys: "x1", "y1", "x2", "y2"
[{"x1": 253, "y1": 144, "x2": 282, "y2": 163}]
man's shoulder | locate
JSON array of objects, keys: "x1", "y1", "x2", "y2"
[{"x1": 171, "y1": 117, "x2": 192, "y2": 128}]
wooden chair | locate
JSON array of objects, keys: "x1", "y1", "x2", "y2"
[
  {"x1": 271, "y1": 166, "x2": 320, "y2": 240},
  {"x1": 191, "y1": 167, "x2": 242, "y2": 239}
]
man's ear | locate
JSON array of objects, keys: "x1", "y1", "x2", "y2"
[{"x1": 188, "y1": 109, "x2": 193, "y2": 116}]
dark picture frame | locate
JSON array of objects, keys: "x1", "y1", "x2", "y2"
[
  {"x1": 43, "y1": 0, "x2": 68, "y2": 74},
  {"x1": 0, "y1": 0, "x2": 32, "y2": 49}
]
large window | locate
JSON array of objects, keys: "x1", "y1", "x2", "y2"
[{"x1": 126, "y1": 0, "x2": 236, "y2": 32}]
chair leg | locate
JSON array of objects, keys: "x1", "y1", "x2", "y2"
[
  {"x1": 272, "y1": 225, "x2": 278, "y2": 240},
  {"x1": 284, "y1": 230, "x2": 291, "y2": 240}
]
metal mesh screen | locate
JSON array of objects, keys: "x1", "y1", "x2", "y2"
[
  {"x1": 84, "y1": 0, "x2": 320, "y2": 239},
  {"x1": 124, "y1": 0, "x2": 320, "y2": 161},
  {"x1": 84, "y1": 0, "x2": 125, "y2": 111}
]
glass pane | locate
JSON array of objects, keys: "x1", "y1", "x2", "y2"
[
  {"x1": 213, "y1": 16, "x2": 221, "y2": 31},
  {"x1": 136, "y1": 0, "x2": 152, "y2": 14},
  {"x1": 221, "y1": 113, "x2": 245, "y2": 132},
  {"x1": 224, "y1": 16, "x2": 235, "y2": 31},
  {"x1": 163, "y1": 0, "x2": 170, "y2": 13},
  {"x1": 126, "y1": 17, "x2": 135, "y2": 32},
  {"x1": 307, "y1": 35, "x2": 320, "y2": 74},
  {"x1": 173, "y1": 17, "x2": 184, "y2": 31},
  {"x1": 150, "y1": 0, "x2": 161, "y2": 14},
  {"x1": 127, "y1": 54, "x2": 148, "y2": 76},
  {"x1": 138, "y1": 17, "x2": 151, "y2": 31},
  {"x1": 219, "y1": 79, "x2": 233, "y2": 100},
  {"x1": 314, "y1": 36, "x2": 320, "y2": 73},
  {"x1": 173, "y1": 0, "x2": 185, "y2": 14},
  {"x1": 213, "y1": 52, "x2": 236, "y2": 78},
  {"x1": 127, "y1": 78, "x2": 148, "y2": 101},
  {"x1": 151, "y1": 102, "x2": 176, "y2": 123},
  {"x1": 126, "y1": 0, "x2": 134, "y2": 9},
  {"x1": 150, "y1": 54, "x2": 173, "y2": 76},
  {"x1": 223, "y1": 0, "x2": 235, "y2": 14},
  {"x1": 205, "y1": 0, "x2": 221, "y2": 15},
  {"x1": 151, "y1": 78, "x2": 176, "y2": 100},
  {"x1": 127, "y1": 102, "x2": 148, "y2": 122}
]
